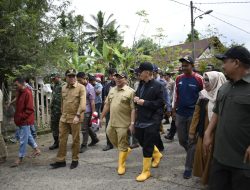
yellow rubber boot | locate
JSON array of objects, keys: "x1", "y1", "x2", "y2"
[
  {"x1": 118, "y1": 148, "x2": 131, "y2": 175},
  {"x1": 152, "y1": 146, "x2": 163, "y2": 168},
  {"x1": 136, "y1": 157, "x2": 152, "y2": 182}
]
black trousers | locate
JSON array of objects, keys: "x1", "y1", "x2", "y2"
[
  {"x1": 209, "y1": 158, "x2": 250, "y2": 190},
  {"x1": 155, "y1": 121, "x2": 164, "y2": 151},
  {"x1": 105, "y1": 112, "x2": 113, "y2": 147},
  {"x1": 135, "y1": 126, "x2": 158, "y2": 157}
]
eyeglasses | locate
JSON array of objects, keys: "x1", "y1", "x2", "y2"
[
  {"x1": 68, "y1": 75, "x2": 76, "y2": 78},
  {"x1": 204, "y1": 78, "x2": 209, "y2": 82}
]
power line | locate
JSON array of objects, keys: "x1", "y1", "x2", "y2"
[
  {"x1": 168, "y1": 0, "x2": 190, "y2": 7},
  {"x1": 212, "y1": 11, "x2": 250, "y2": 23},
  {"x1": 194, "y1": 1, "x2": 250, "y2": 4},
  {"x1": 168, "y1": 0, "x2": 250, "y2": 35},
  {"x1": 196, "y1": 8, "x2": 250, "y2": 34}
]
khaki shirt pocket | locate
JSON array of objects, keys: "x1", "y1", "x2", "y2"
[{"x1": 121, "y1": 95, "x2": 130, "y2": 104}]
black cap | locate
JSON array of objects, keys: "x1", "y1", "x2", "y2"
[
  {"x1": 138, "y1": 62, "x2": 154, "y2": 72},
  {"x1": 152, "y1": 64, "x2": 159, "y2": 72},
  {"x1": 179, "y1": 56, "x2": 194, "y2": 64},
  {"x1": 65, "y1": 69, "x2": 77, "y2": 76},
  {"x1": 114, "y1": 72, "x2": 128, "y2": 78},
  {"x1": 215, "y1": 46, "x2": 250, "y2": 64}
]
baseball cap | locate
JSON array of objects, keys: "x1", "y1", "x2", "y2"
[
  {"x1": 179, "y1": 56, "x2": 194, "y2": 64},
  {"x1": 65, "y1": 69, "x2": 77, "y2": 76},
  {"x1": 114, "y1": 72, "x2": 128, "y2": 78},
  {"x1": 152, "y1": 64, "x2": 159, "y2": 72},
  {"x1": 138, "y1": 62, "x2": 154, "y2": 72},
  {"x1": 215, "y1": 46, "x2": 250, "y2": 64}
]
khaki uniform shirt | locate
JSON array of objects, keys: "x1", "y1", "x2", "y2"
[
  {"x1": 60, "y1": 82, "x2": 86, "y2": 123},
  {"x1": 105, "y1": 85, "x2": 135, "y2": 128}
]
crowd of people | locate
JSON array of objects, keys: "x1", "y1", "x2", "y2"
[{"x1": 0, "y1": 46, "x2": 250, "y2": 189}]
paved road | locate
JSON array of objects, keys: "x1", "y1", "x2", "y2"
[{"x1": 0, "y1": 126, "x2": 206, "y2": 190}]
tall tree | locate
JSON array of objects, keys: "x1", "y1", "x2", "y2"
[
  {"x1": 85, "y1": 11, "x2": 122, "y2": 52},
  {"x1": 185, "y1": 29, "x2": 200, "y2": 43},
  {"x1": 0, "y1": 0, "x2": 72, "y2": 81}
]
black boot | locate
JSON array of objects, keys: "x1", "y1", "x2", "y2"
[
  {"x1": 70, "y1": 161, "x2": 78, "y2": 169},
  {"x1": 50, "y1": 161, "x2": 66, "y2": 169},
  {"x1": 88, "y1": 138, "x2": 99, "y2": 147},
  {"x1": 49, "y1": 136, "x2": 59, "y2": 150}
]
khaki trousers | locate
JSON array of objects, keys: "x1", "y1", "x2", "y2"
[
  {"x1": 56, "y1": 121, "x2": 81, "y2": 162},
  {"x1": 0, "y1": 122, "x2": 7, "y2": 159},
  {"x1": 107, "y1": 125, "x2": 129, "y2": 152}
]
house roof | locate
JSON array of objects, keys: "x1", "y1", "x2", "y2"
[
  {"x1": 156, "y1": 37, "x2": 222, "y2": 63},
  {"x1": 169, "y1": 38, "x2": 210, "y2": 58}
]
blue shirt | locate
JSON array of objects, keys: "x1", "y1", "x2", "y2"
[
  {"x1": 94, "y1": 82, "x2": 103, "y2": 104},
  {"x1": 175, "y1": 72, "x2": 203, "y2": 117}
]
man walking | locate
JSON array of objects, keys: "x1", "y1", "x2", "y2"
[
  {"x1": 204, "y1": 46, "x2": 250, "y2": 190},
  {"x1": 50, "y1": 69, "x2": 86, "y2": 169},
  {"x1": 77, "y1": 72, "x2": 99, "y2": 153},
  {"x1": 173, "y1": 56, "x2": 203, "y2": 179},
  {"x1": 134, "y1": 62, "x2": 165, "y2": 182},
  {"x1": 49, "y1": 73, "x2": 63, "y2": 150},
  {"x1": 13, "y1": 77, "x2": 40, "y2": 167},
  {"x1": 101, "y1": 72, "x2": 135, "y2": 175}
]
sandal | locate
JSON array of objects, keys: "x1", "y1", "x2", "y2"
[{"x1": 11, "y1": 159, "x2": 22, "y2": 167}]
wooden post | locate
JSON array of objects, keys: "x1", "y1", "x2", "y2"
[
  {"x1": 40, "y1": 84, "x2": 45, "y2": 125},
  {"x1": 35, "y1": 77, "x2": 40, "y2": 128}
]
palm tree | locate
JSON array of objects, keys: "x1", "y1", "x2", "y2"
[{"x1": 85, "y1": 11, "x2": 122, "y2": 52}]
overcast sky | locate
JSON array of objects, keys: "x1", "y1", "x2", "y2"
[{"x1": 71, "y1": 0, "x2": 250, "y2": 49}]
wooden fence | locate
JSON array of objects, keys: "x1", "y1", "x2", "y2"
[{"x1": 1, "y1": 77, "x2": 51, "y2": 134}]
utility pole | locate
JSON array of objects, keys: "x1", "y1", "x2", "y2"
[{"x1": 190, "y1": 1, "x2": 195, "y2": 61}]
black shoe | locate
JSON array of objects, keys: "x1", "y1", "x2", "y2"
[
  {"x1": 183, "y1": 170, "x2": 192, "y2": 179},
  {"x1": 102, "y1": 145, "x2": 113, "y2": 151},
  {"x1": 49, "y1": 143, "x2": 59, "y2": 150},
  {"x1": 50, "y1": 161, "x2": 66, "y2": 169},
  {"x1": 70, "y1": 161, "x2": 78, "y2": 169},
  {"x1": 79, "y1": 145, "x2": 87, "y2": 153},
  {"x1": 129, "y1": 143, "x2": 139, "y2": 149},
  {"x1": 88, "y1": 139, "x2": 99, "y2": 147}
]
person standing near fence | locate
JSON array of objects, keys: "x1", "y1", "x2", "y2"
[
  {"x1": 0, "y1": 89, "x2": 7, "y2": 164},
  {"x1": 50, "y1": 69, "x2": 86, "y2": 169},
  {"x1": 49, "y1": 73, "x2": 63, "y2": 150},
  {"x1": 12, "y1": 77, "x2": 41, "y2": 167}
]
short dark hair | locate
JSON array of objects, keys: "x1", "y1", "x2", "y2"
[
  {"x1": 88, "y1": 75, "x2": 96, "y2": 82},
  {"x1": 76, "y1": 72, "x2": 87, "y2": 79},
  {"x1": 14, "y1": 77, "x2": 25, "y2": 84},
  {"x1": 108, "y1": 68, "x2": 117, "y2": 75}
]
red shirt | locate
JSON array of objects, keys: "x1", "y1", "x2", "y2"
[{"x1": 14, "y1": 87, "x2": 35, "y2": 126}]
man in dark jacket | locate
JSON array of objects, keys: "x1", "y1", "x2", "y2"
[
  {"x1": 13, "y1": 77, "x2": 40, "y2": 167},
  {"x1": 133, "y1": 62, "x2": 165, "y2": 182}
]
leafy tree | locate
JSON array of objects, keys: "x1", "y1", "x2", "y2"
[
  {"x1": 85, "y1": 11, "x2": 122, "y2": 52},
  {"x1": 185, "y1": 29, "x2": 200, "y2": 43},
  {"x1": 0, "y1": 0, "x2": 73, "y2": 82},
  {"x1": 133, "y1": 38, "x2": 159, "y2": 55}
]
